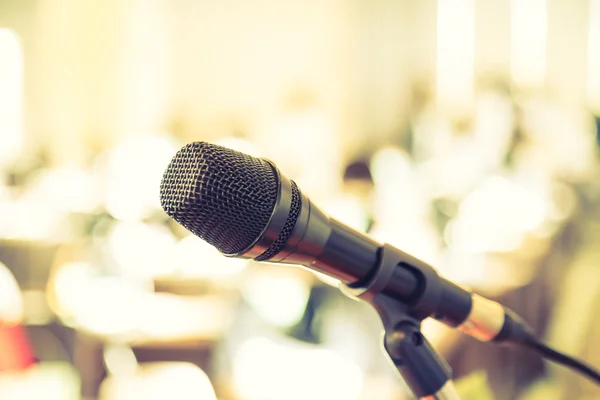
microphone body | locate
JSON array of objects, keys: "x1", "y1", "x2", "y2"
[
  {"x1": 225, "y1": 162, "x2": 503, "y2": 341},
  {"x1": 160, "y1": 142, "x2": 529, "y2": 345}
]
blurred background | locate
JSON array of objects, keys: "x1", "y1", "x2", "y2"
[{"x1": 1, "y1": 0, "x2": 600, "y2": 399}]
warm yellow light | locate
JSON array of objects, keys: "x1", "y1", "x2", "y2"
[
  {"x1": 174, "y1": 235, "x2": 246, "y2": 278},
  {"x1": 104, "y1": 136, "x2": 178, "y2": 221},
  {"x1": 436, "y1": 0, "x2": 475, "y2": 115},
  {"x1": 99, "y1": 363, "x2": 217, "y2": 400},
  {"x1": 0, "y1": 262, "x2": 23, "y2": 324},
  {"x1": 447, "y1": 176, "x2": 549, "y2": 254},
  {"x1": 29, "y1": 168, "x2": 100, "y2": 213},
  {"x1": 51, "y1": 263, "x2": 232, "y2": 338},
  {"x1": 588, "y1": 0, "x2": 600, "y2": 112},
  {"x1": 134, "y1": 293, "x2": 233, "y2": 340},
  {"x1": 0, "y1": 198, "x2": 61, "y2": 240},
  {"x1": 233, "y1": 337, "x2": 363, "y2": 400},
  {"x1": 103, "y1": 345, "x2": 138, "y2": 377},
  {"x1": 108, "y1": 221, "x2": 177, "y2": 280},
  {"x1": 0, "y1": 28, "x2": 23, "y2": 166},
  {"x1": 47, "y1": 261, "x2": 96, "y2": 323},
  {"x1": 0, "y1": 363, "x2": 80, "y2": 400},
  {"x1": 510, "y1": 0, "x2": 547, "y2": 88},
  {"x1": 242, "y1": 273, "x2": 310, "y2": 328},
  {"x1": 66, "y1": 277, "x2": 138, "y2": 336}
]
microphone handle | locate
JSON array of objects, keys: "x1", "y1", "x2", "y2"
[{"x1": 232, "y1": 165, "x2": 517, "y2": 344}]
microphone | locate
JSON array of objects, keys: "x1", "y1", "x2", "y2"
[{"x1": 160, "y1": 142, "x2": 530, "y2": 345}]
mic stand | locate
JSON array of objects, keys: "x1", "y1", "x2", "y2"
[{"x1": 342, "y1": 244, "x2": 461, "y2": 400}]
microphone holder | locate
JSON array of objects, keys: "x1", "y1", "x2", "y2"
[{"x1": 342, "y1": 244, "x2": 460, "y2": 400}]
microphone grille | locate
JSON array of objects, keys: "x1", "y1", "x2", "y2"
[{"x1": 160, "y1": 142, "x2": 278, "y2": 254}]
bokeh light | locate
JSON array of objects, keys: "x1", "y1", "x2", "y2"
[
  {"x1": 104, "y1": 136, "x2": 178, "y2": 221},
  {"x1": 242, "y1": 272, "x2": 311, "y2": 328},
  {"x1": 99, "y1": 363, "x2": 217, "y2": 400},
  {"x1": 447, "y1": 176, "x2": 550, "y2": 254},
  {"x1": 173, "y1": 235, "x2": 247, "y2": 278},
  {"x1": 0, "y1": 363, "x2": 80, "y2": 400},
  {"x1": 232, "y1": 336, "x2": 363, "y2": 400},
  {"x1": 28, "y1": 168, "x2": 100, "y2": 214},
  {"x1": 108, "y1": 221, "x2": 177, "y2": 281}
]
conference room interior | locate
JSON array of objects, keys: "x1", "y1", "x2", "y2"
[{"x1": 1, "y1": 0, "x2": 600, "y2": 399}]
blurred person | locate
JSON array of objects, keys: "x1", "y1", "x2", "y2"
[{"x1": 321, "y1": 159, "x2": 375, "y2": 233}]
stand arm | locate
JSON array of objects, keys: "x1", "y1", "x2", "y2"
[{"x1": 384, "y1": 321, "x2": 459, "y2": 399}]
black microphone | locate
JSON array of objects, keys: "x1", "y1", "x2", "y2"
[{"x1": 160, "y1": 141, "x2": 531, "y2": 345}]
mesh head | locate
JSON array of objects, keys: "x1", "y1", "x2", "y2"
[{"x1": 160, "y1": 142, "x2": 278, "y2": 254}]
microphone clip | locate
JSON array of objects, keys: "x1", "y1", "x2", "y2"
[{"x1": 342, "y1": 244, "x2": 460, "y2": 400}]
